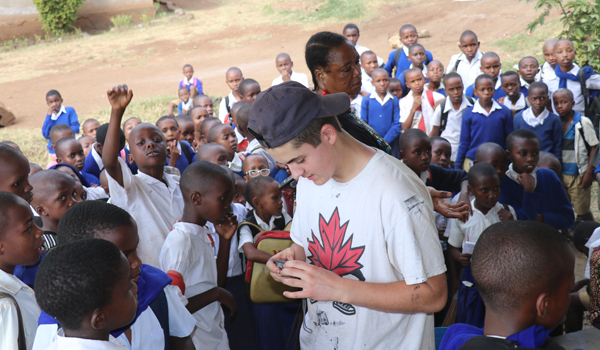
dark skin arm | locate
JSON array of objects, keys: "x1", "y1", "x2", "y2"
[
  {"x1": 215, "y1": 211, "x2": 237, "y2": 287},
  {"x1": 102, "y1": 85, "x2": 133, "y2": 187},
  {"x1": 185, "y1": 286, "x2": 236, "y2": 316},
  {"x1": 170, "y1": 336, "x2": 196, "y2": 350},
  {"x1": 448, "y1": 245, "x2": 471, "y2": 267},
  {"x1": 242, "y1": 242, "x2": 272, "y2": 264}
]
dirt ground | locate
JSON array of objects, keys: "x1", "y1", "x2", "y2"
[{"x1": 1, "y1": 0, "x2": 555, "y2": 128}]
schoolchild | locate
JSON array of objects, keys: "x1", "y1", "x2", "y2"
[
  {"x1": 360, "y1": 50, "x2": 379, "y2": 95},
  {"x1": 518, "y1": 56, "x2": 540, "y2": 90},
  {"x1": 464, "y1": 52, "x2": 506, "y2": 101},
  {"x1": 384, "y1": 24, "x2": 433, "y2": 79},
  {"x1": 499, "y1": 71, "x2": 527, "y2": 115},
  {"x1": 156, "y1": 116, "x2": 195, "y2": 175},
  {"x1": 218, "y1": 67, "x2": 244, "y2": 123},
  {"x1": 239, "y1": 79, "x2": 261, "y2": 105},
  {"x1": 271, "y1": 53, "x2": 309, "y2": 88},
  {"x1": 193, "y1": 94, "x2": 215, "y2": 118},
  {"x1": 81, "y1": 118, "x2": 100, "y2": 140},
  {"x1": 400, "y1": 68, "x2": 445, "y2": 136},
  {"x1": 425, "y1": 60, "x2": 446, "y2": 96},
  {"x1": 55, "y1": 136, "x2": 101, "y2": 185},
  {"x1": 179, "y1": 63, "x2": 203, "y2": 98},
  {"x1": 42, "y1": 90, "x2": 79, "y2": 154},
  {"x1": 446, "y1": 30, "x2": 483, "y2": 89}
]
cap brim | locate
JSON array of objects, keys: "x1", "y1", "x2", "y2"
[{"x1": 317, "y1": 92, "x2": 351, "y2": 119}]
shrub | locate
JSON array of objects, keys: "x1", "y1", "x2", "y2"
[
  {"x1": 110, "y1": 14, "x2": 132, "y2": 30},
  {"x1": 33, "y1": 0, "x2": 84, "y2": 36}
]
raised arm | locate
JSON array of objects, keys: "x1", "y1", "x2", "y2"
[{"x1": 102, "y1": 85, "x2": 133, "y2": 187}]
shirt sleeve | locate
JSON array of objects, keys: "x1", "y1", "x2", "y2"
[
  {"x1": 383, "y1": 50, "x2": 397, "y2": 76},
  {"x1": 399, "y1": 97, "x2": 410, "y2": 123},
  {"x1": 585, "y1": 73, "x2": 600, "y2": 90},
  {"x1": 446, "y1": 54, "x2": 459, "y2": 74},
  {"x1": 163, "y1": 285, "x2": 196, "y2": 337},
  {"x1": 431, "y1": 103, "x2": 442, "y2": 127},
  {"x1": 69, "y1": 108, "x2": 80, "y2": 134},
  {"x1": 447, "y1": 219, "x2": 464, "y2": 249},
  {"x1": 383, "y1": 98, "x2": 402, "y2": 144},
  {"x1": 0, "y1": 299, "x2": 19, "y2": 350},
  {"x1": 237, "y1": 226, "x2": 254, "y2": 253},
  {"x1": 361, "y1": 95, "x2": 369, "y2": 124},
  {"x1": 159, "y1": 234, "x2": 192, "y2": 278},
  {"x1": 582, "y1": 117, "x2": 600, "y2": 147},
  {"x1": 105, "y1": 157, "x2": 135, "y2": 210},
  {"x1": 41, "y1": 116, "x2": 53, "y2": 139}
]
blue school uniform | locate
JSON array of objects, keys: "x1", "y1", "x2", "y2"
[
  {"x1": 167, "y1": 141, "x2": 195, "y2": 174},
  {"x1": 179, "y1": 77, "x2": 203, "y2": 94},
  {"x1": 383, "y1": 48, "x2": 434, "y2": 79},
  {"x1": 513, "y1": 108, "x2": 562, "y2": 160},
  {"x1": 41, "y1": 106, "x2": 80, "y2": 153},
  {"x1": 360, "y1": 93, "x2": 402, "y2": 146},
  {"x1": 439, "y1": 324, "x2": 553, "y2": 350},
  {"x1": 81, "y1": 171, "x2": 100, "y2": 186},
  {"x1": 454, "y1": 101, "x2": 514, "y2": 169}
]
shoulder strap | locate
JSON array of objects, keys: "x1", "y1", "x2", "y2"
[
  {"x1": 0, "y1": 292, "x2": 27, "y2": 350},
  {"x1": 148, "y1": 290, "x2": 170, "y2": 350},
  {"x1": 237, "y1": 221, "x2": 263, "y2": 239},
  {"x1": 273, "y1": 216, "x2": 287, "y2": 230},
  {"x1": 394, "y1": 48, "x2": 402, "y2": 67},
  {"x1": 439, "y1": 99, "x2": 448, "y2": 135},
  {"x1": 225, "y1": 95, "x2": 231, "y2": 114},
  {"x1": 426, "y1": 90, "x2": 435, "y2": 108},
  {"x1": 454, "y1": 57, "x2": 461, "y2": 72},
  {"x1": 579, "y1": 68, "x2": 591, "y2": 114},
  {"x1": 502, "y1": 203, "x2": 509, "y2": 211},
  {"x1": 466, "y1": 96, "x2": 475, "y2": 105}
]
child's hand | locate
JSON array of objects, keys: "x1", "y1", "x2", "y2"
[
  {"x1": 518, "y1": 172, "x2": 536, "y2": 192},
  {"x1": 167, "y1": 141, "x2": 180, "y2": 166},
  {"x1": 215, "y1": 210, "x2": 237, "y2": 240},
  {"x1": 497, "y1": 97, "x2": 505, "y2": 104},
  {"x1": 107, "y1": 85, "x2": 133, "y2": 111},
  {"x1": 217, "y1": 287, "x2": 237, "y2": 317},
  {"x1": 182, "y1": 108, "x2": 190, "y2": 115},
  {"x1": 412, "y1": 95, "x2": 422, "y2": 111},
  {"x1": 583, "y1": 171, "x2": 593, "y2": 189},
  {"x1": 281, "y1": 70, "x2": 291, "y2": 82},
  {"x1": 459, "y1": 253, "x2": 472, "y2": 267},
  {"x1": 47, "y1": 106, "x2": 56, "y2": 116},
  {"x1": 437, "y1": 225, "x2": 446, "y2": 239},
  {"x1": 267, "y1": 248, "x2": 296, "y2": 283},
  {"x1": 498, "y1": 208, "x2": 514, "y2": 221}
]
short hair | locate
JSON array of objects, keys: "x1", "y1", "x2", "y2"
[
  {"x1": 506, "y1": 129, "x2": 539, "y2": 152},
  {"x1": 200, "y1": 117, "x2": 221, "y2": 136},
  {"x1": 239, "y1": 79, "x2": 259, "y2": 96},
  {"x1": 244, "y1": 176, "x2": 279, "y2": 208},
  {"x1": 399, "y1": 24, "x2": 417, "y2": 35},
  {"x1": 82, "y1": 118, "x2": 99, "y2": 128},
  {"x1": 46, "y1": 89, "x2": 61, "y2": 99},
  {"x1": 156, "y1": 115, "x2": 178, "y2": 128},
  {"x1": 30, "y1": 170, "x2": 75, "y2": 207},
  {"x1": 231, "y1": 101, "x2": 250, "y2": 116},
  {"x1": 242, "y1": 154, "x2": 269, "y2": 173},
  {"x1": 56, "y1": 201, "x2": 136, "y2": 245},
  {"x1": 305, "y1": 31, "x2": 349, "y2": 88},
  {"x1": 180, "y1": 161, "x2": 232, "y2": 197},
  {"x1": 427, "y1": 60, "x2": 444, "y2": 71},
  {"x1": 193, "y1": 94, "x2": 212, "y2": 107},
  {"x1": 0, "y1": 144, "x2": 27, "y2": 167},
  {"x1": 276, "y1": 53, "x2": 291, "y2": 62},
  {"x1": 475, "y1": 142, "x2": 505, "y2": 160},
  {"x1": 408, "y1": 43, "x2": 425, "y2": 54},
  {"x1": 35, "y1": 238, "x2": 124, "y2": 330},
  {"x1": 472, "y1": 221, "x2": 572, "y2": 314},
  {"x1": 54, "y1": 136, "x2": 80, "y2": 156},
  {"x1": 529, "y1": 81, "x2": 549, "y2": 95},
  {"x1": 122, "y1": 117, "x2": 141, "y2": 129},
  {"x1": 183, "y1": 64, "x2": 193, "y2": 70},
  {"x1": 430, "y1": 136, "x2": 450, "y2": 146},
  {"x1": 196, "y1": 143, "x2": 229, "y2": 161},
  {"x1": 289, "y1": 115, "x2": 341, "y2": 149},
  {"x1": 0, "y1": 192, "x2": 26, "y2": 236},
  {"x1": 474, "y1": 74, "x2": 494, "y2": 90},
  {"x1": 481, "y1": 51, "x2": 500, "y2": 62},
  {"x1": 236, "y1": 105, "x2": 251, "y2": 130},
  {"x1": 398, "y1": 128, "x2": 428, "y2": 152},
  {"x1": 460, "y1": 30, "x2": 478, "y2": 42},
  {"x1": 370, "y1": 68, "x2": 388, "y2": 77},
  {"x1": 572, "y1": 222, "x2": 600, "y2": 248},
  {"x1": 519, "y1": 56, "x2": 539, "y2": 67},
  {"x1": 468, "y1": 162, "x2": 498, "y2": 186},
  {"x1": 175, "y1": 114, "x2": 193, "y2": 126},
  {"x1": 553, "y1": 87, "x2": 574, "y2": 101},
  {"x1": 226, "y1": 67, "x2": 242, "y2": 77},
  {"x1": 208, "y1": 123, "x2": 232, "y2": 143},
  {"x1": 49, "y1": 124, "x2": 74, "y2": 143},
  {"x1": 178, "y1": 86, "x2": 189, "y2": 94},
  {"x1": 500, "y1": 70, "x2": 520, "y2": 81},
  {"x1": 389, "y1": 77, "x2": 401, "y2": 85},
  {"x1": 443, "y1": 72, "x2": 462, "y2": 85},
  {"x1": 343, "y1": 23, "x2": 359, "y2": 34},
  {"x1": 360, "y1": 50, "x2": 376, "y2": 60},
  {"x1": 96, "y1": 123, "x2": 124, "y2": 147},
  {"x1": 403, "y1": 67, "x2": 423, "y2": 80}
]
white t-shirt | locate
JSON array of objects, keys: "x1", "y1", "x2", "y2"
[
  {"x1": 431, "y1": 95, "x2": 474, "y2": 161},
  {"x1": 0, "y1": 270, "x2": 41, "y2": 350},
  {"x1": 43, "y1": 330, "x2": 127, "y2": 350},
  {"x1": 271, "y1": 71, "x2": 310, "y2": 88},
  {"x1": 106, "y1": 158, "x2": 184, "y2": 267},
  {"x1": 237, "y1": 210, "x2": 292, "y2": 252},
  {"x1": 291, "y1": 150, "x2": 445, "y2": 349},
  {"x1": 159, "y1": 222, "x2": 229, "y2": 350},
  {"x1": 207, "y1": 203, "x2": 248, "y2": 277},
  {"x1": 218, "y1": 91, "x2": 238, "y2": 123},
  {"x1": 361, "y1": 69, "x2": 374, "y2": 94}
]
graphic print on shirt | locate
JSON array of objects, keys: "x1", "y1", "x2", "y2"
[{"x1": 306, "y1": 207, "x2": 365, "y2": 316}]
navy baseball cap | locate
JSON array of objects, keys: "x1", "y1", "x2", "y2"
[{"x1": 248, "y1": 81, "x2": 350, "y2": 148}]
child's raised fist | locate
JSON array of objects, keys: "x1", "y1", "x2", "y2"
[
  {"x1": 107, "y1": 85, "x2": 133, "y2": 111},
  {"x1": 215, "y1": 210, "x2": 238, "y2": 240}
]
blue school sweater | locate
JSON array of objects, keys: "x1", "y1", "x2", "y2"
[
  {"x1": 41, "y1": 106, "x2": 80, "y2": 153},
  {"x1": 454, "y1": 104, "x2": 514, "y2": 169},
  {"x1": 383, "y1": 49, "x2": 433, "y2": 79},
  {"x1": 167, "y1": 140, "x2": 195, "y2": 174},
  {"x1": 499, "y1": 168, "x2": 575, "y2": 230},
  {"x1": 513, "y1": 109, "x2": 562, "y2": 160},
  {"x1": 360, "y1": 94, "x2": 401, "y2": 145},
  {"x1": 439, "y1": 324, "x2": 553, "y2": 350}
]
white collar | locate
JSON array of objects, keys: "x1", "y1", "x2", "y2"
[
  {"x1": 519, "y1": 77, "x2": 531, "y2": 89},
  {"x1": 53, "y1": 329, "x2": 128, "y2": 349},
  {"x1": 51, "y1": 105, "x2": 67, "y2": 121},
  {"x1": 502, "y1": 93, "x2": 527, "y2": 110},
  {"x1": 91, "y1": 143, "x2": 104, "y2": 170},
  {"x1": 472, "y1": 99, "x2": 502, "y2": 116},
  {"x1": 506, "y1": 163, "x2": 537, "y2": 188},
  {"x1": 444, "y1": 95, "x2": 473, "y2": 113},
  {"x1": 409, "y1": 63, "x2": 427, "y2": 75},
  {"x1": 181, "y1": 99, "x2": 192, "y2": 109},
  {"x1": 136, "y1": 170, "x2": 178, "y2": 192},
  {"x1": 522, "y1": 107, "x2": 550, "y2": 127},
  {"x1": 183, "y1": 76, "x2": 195, "y2": 85},
  {"x1": 419, "y1": 170, "x2": 430, "y2": 184},
  {"x1": 458, "y1": 50, "x2": 483, "y2": 63},
  {"x1": 0, "y1": 269, "x2": 28, "y2": 295},
  {"x1": 402, "y1": 46, "x2": 409, "y2": 56},
  {"x1": 470, "y1": 199, "x2": 501, "y2": 218},
  {"x1": 252, "y1": 210, "x2": 278, "y2": 229},
  {"x1": 370, "y1": 91, "x2": 393, "y2": 105},
  {"x1": 174, "y1": 221, "x2": 212, "y2": 245}
]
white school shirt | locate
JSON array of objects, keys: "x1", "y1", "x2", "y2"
[
  {"x1": 234, "y1": 127, "x2": 246, "y2": 146},
  {"x1": 354, "y1": 43, "x2": 384, "y2": 66},
  {"x1": 522, "y1": 107, "x2": 550, "y2": 128},
  {"x1": 446, "y1": 51, "x2": 483, "y2": 89},
  {"x1": 207, "y1": 203, "x2": 247, "y2": 277},
  {"x1": 350, "y1": 94, "x2": 364, "y2": 119},
  {"x1": 43, "y1": 330, "x2": 127, "y2": 350},
  {"x1": 271, "y1": 71, "x2": 309, "y2": 88},
  {"x1": 540, "y1": 61, "x2": 556, "y2": 81},
  {"x1": 360, "y1": 69, "x2": 374, "y2": 94},
  {"x1": 90, "y1": 143, "x2": 104, "y2": 172},
  {"x1": 84, "y1": 186, "x2": 109, "y2": 200},
  {"x1": 0, "y1": 269, "x2": 41, "y2": 350},
  {"x1": 50, "y1": 105, "x2": 66, "y2": 121},
  {"x1": 544, "y1": 63, "x2": 600, "y2": 114},
  {"x1": 237, "y1": 210, "x2": 292, "y2": 252},
  {"x1": 502, "y1": 93, "x2": 527, "y2": 111},
  {"x1": 400, "y1": 90, "x2": 445, "y2": 135},
  {"x1": 472, "y1": 98, "x2": 503, "y2": 117},
  {"x1": 159, "y1": 222, "x2": 229, "y2": 350},
  {"x1": 448, "y1": 200, "x2": 517, "y2": 249},
  {"x1": 246, "y1": 138, "x2": 277, "y2": 172},
  {"x1": 218, "y1": 91, "x2": 238, "y2": 123},
  {"x1": 106, "y1": 157, "x2": 184, "y2": 267},
  {"x1": 291, "y1": 150, "x2": 445, "y2": 350},
  {"x1": 431, "y1": 95, "x2": 473, "y2": 161}
]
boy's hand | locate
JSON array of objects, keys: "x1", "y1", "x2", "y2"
[
  {"x1": 518, "y1": 172, "x2": 536, "y2": 192},
  {"x1": 412, "y1": 95, "x2": 422, "y2": 111},
  {"x1": 281, "y1": 70, "x2": 291, "y2": 82},
  {"x1": 215, "y1": 210, "x2": 237, "y2": 240},
  {"x1": 582, "y1": 171, "x2": 593, "y2": 189},
  {"x1": 167, "y1": 141, "x2": 180, "y2": 166},
  {"x1": 107, "y1": 85, "x2": 133, "y2": 111},
  {"x1": 497, "y1": 97, "x2": 505, "y2": 104},
  {"x1": 267, "y1": 248, "x2": 296, "y2": 282},
  {"x1": 47, "y1": 106, "x2": 56, "y2": 116},
  {"x1": 459, "y1": 253, "x2": 472, "y2": 267},
  {"x1": 217, "y1": 287, "x2": 237, "y2": 317},
  {"x1": 498, "y1": 208, "x2": 514, "y2": 221}
]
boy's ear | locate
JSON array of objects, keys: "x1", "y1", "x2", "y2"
[
  {"x1": 399, "y1": 150, "x2": 406, "y2": 161},
  {"x1": 90, "y1": 308, "x2": 106, "y2": 330},
  {"x1": 36, "y1": 205, "x2": 48, "y2": 218},
  {"x1": 127, "y1": 154, "x2": 135, "y2": 165},
  {"x1": 535, "y1": 292, "x2": 550, "y2": 319},
  {"x1": 252, "y1": 197, "x2": 261, "y2": 209},
  {"x1": 56, "y1": 157, "x2": 62, "y2": 163},
  {"x1": 243, "y1": 175, "x2": 249, "y2": 183},
  {"x1": 506, "y1": 149, "x2": 513, "y2": 161},
  {"x1": 97, "y1": 143, "x2": 104, "y2": 154},
  {"x1": 526, "y1": 96, "x2": 530, "y2": 104},
  {"x1": 467, "y1": 184, "x2": 474, "y2": 197},
  {"x1": 190, "y1": 192, "x2": 202, "y2": 206}
]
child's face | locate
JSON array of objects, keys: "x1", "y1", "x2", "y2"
[
  {"x1": 103, "y1": 254, "x2": 139, "y2": 331},
  {"x1": 405, "y1": 70, "x2": 425, "y2": 95},
  {"x1": 476, "y1": 151, "x2": 508, "y2": 182},
  {"x1": 56, "y1": 139, "x2": 86, "y2": 172},
  {"x1": 469, "y1": 175, "x2": 501, "y2": 213},
  {"x1": 361, "y1": 54, "x2": 378, "y2": 76},
  {"x1": 46, "y1": 94, "x2": 63, "y2": 114},
  {"x1": 500, "y1": 75, "x2": 521, "y2": 100},
  {"x1": 199, "y1": 146, "x2": 229, "y2": 166},
  {"x1": 226, "y1": 70, "x2": 244, "y2": 92},
  {"x1": 431, "y1": 140, "x2": 452, "y2": 168},
  {"x1": 232, "y1": 179, "x2": 246, "y2": 206},
  {"x1": 508, "y1": 138, "x2": 540, "y2": 174},
  {"x1": 475, "y1": 78, "x2": 495, "y2": 103},
  {"x1": 179, "y1": 121, "x2": 195, "y2": 144},
  {"x1": 51, "y1": 130, "x2": 75, "y2": 148},
  {"x1": 445, "y1": 77, "x2": 464, "y2": 105},
  {"x1": 243, "y1": 155, "x2": 270, "y2": 182},
  {"x1": 371, "y1": 71, "x2": 390, "y2": 96},
  {"x1": 0, "y1": 154, "x2": 33, "y2": 203},
  {"x1": 543, "y1": 43, "x2": 557, "y2": 68},
  {"x1": 401, "y1": 137, "x2": 431, "y2": 175},
  {"x1": 83, "y1": 121, "x2": 100, "y2": 139},
  {"x1": 38, "y1": 177, "x2": 78, "y2": 223},
  {"x1": 128, "y1": 124, "x2": 168, "y2": 169},
  {"x1": 554, "y1": 41, "x2": 575, "y2": 69},
  {"x1": 276, "y1": 56, "x2": 293, "y2": 76},
  {"x1": 480, "y1": 56, "x2": 501, "y2": 80},
  {"x1": 195, "y1": 97, "x2": 214, "y2": 117},
  {"x1": 191, "y1": 107, "x2": 209, "y2": 130},
  {"x1": 104, "y1": 223, "x2": 143, "y2": 283},
  {"x1": 388, "y1": 81, "x2": 403, "y2": 100},
  {"x1": 519, "y1": 58, "x2": 539, "y2": 84},
  {"x1": 241, "y1": 83, "x2": 261, "y2": 105},
  {"x1": 157, "y1": 119, "x2": 181, "y2": 147},
  {"x1": 459, "y1": 35, "x2": 480, "y2": 60},
  {"x1": 201, "y1": 120, "x2": 221, "y2": 144},
  {"x1": 343, "y1": 28, "x2": 359, "y2": 46},
  {"x1": 183, "y1": 66, "x2": 194, "y2": 80},
  {"x1": 0, "y1": 201, "x2": 44, "y2": 269},
  {"x1": 408, "y1": 47, "x2": 427, "y2": 68},
  {"x1": 123, "y1": 119, "x2": 142, "y2": 143},
  {"x1": 553, "y1": 91, "x2": 575, "y2": 117},
  {"x1": 257, "y1": 182, "x2": 283, "y2": 217},
  {"x1": 528, "y1": 87, "x2": 548, "y2": 115},
  {"x1": 80, "y1": 137, "x2": 94, "y2": 157},
  {"x1": 201, "y1": 177, "x2": 234, "y2": 224},
  {"x1": 178, "y1": 89, "x2": 191, "y2": 104},
  {"x1": 213, "y1": 125, "x2": 237, "y2": 156},
  {"x1": 427, "y1": 62, "x2": 444, "y2": 83},
  {"x1": 400, "y1": 27, "x2": 418, "y2": 47}
]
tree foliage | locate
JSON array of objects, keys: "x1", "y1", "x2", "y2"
[
  {"x1": 525, "y1": 0, "x2": 600, "y2": 71},
  {"x1": 33, "y1": 0, "x2": 85, "y2": 36}
]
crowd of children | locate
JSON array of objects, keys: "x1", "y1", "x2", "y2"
[{"x1": 2, "y1": 19, "x2": 600, "y2": 350}]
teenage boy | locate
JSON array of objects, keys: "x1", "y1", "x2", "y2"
[
  {"x1": 248, "y1": 81, "x2": 447, "y2": 349},
  {"x1": 219, "y1": 67, "x2": 244, "y2": 123},
  {"x1": 446, "y1": 30, "x2": 483, "y2": 89},
  {"x1": 271, "y1": 53, "x2": 309, "y2": 88},
  {"x1": 541, "y1": 38, "x2": 558, "y2": 81}
]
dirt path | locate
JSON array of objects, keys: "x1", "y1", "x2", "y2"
[{"x1": 1, "y1": 0, "x2": 552, "y2": 128}]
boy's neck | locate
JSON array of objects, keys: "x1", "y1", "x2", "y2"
[
  {"x1": 0, "y1": 263, "x2": 16, "y2": 275},
  {"x1": 255, "y1": 209, "x2": 273, "y2": 225},
  {"x1": 331, "y1": 131, "x2": 377, "y2": 183},
  {"x1": 452, "y1": 98, "x2": 463, "y2": 110},
  {"x1": 412, "y1": 89, "x2": 424, "y2": 97},
  {"x1": 413, "y1": 62, "x2": 424, "y2": 69},
  {"x1": 473, "y1": 200, "x2": 492, "y2": 215},
  {"x1": 376, "y1": 91, "x2": 387, "y2": 100},
  {"x1": 428, "y1": 81, "x2": 440, "y2": 91},
  {"x1": 64, "y1": 327, "x2": 111, "y2": 342},
  {"x1": 181, "y1": 205, "x2": 207, "y2": 227},
  {"x1": 532, "y1": 107, "x2": 545, "y2": 117},
  {"x1": 479, "y1": 98, "x2": 493, "y2": 111},
  {"x1": 559, "y1": 63, "x2": 574, "y2": 73},
  {"x1": 42, "y1": 220, "x2": 58, "y2": 234},
  {"x1": 561, "y1": 111, "x2": 575, "y2": 123},
  {"x1": 483, "y1": 309, "x2": 530, "y2": 338},
  {"x1": 508, "y1": 92, "x2": 521, "y2": 104}
]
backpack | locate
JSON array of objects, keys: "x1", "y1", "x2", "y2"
[
  {"x1": 438, "y1": 96, "x2": 475, "y2": 136},
  {"x1": 577, "y1": 119, "x2": 600, "y2": 168},
  {"x1": 224, "y1": 95, "x2": 232, "y2": 115},
  {"x1": 578, "y1": 68, "x2": 600, "y2": 137}
]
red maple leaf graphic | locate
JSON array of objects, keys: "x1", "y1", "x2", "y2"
[{"x1": 307, "y1": 208, "x2": 365, "y2": 280}]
